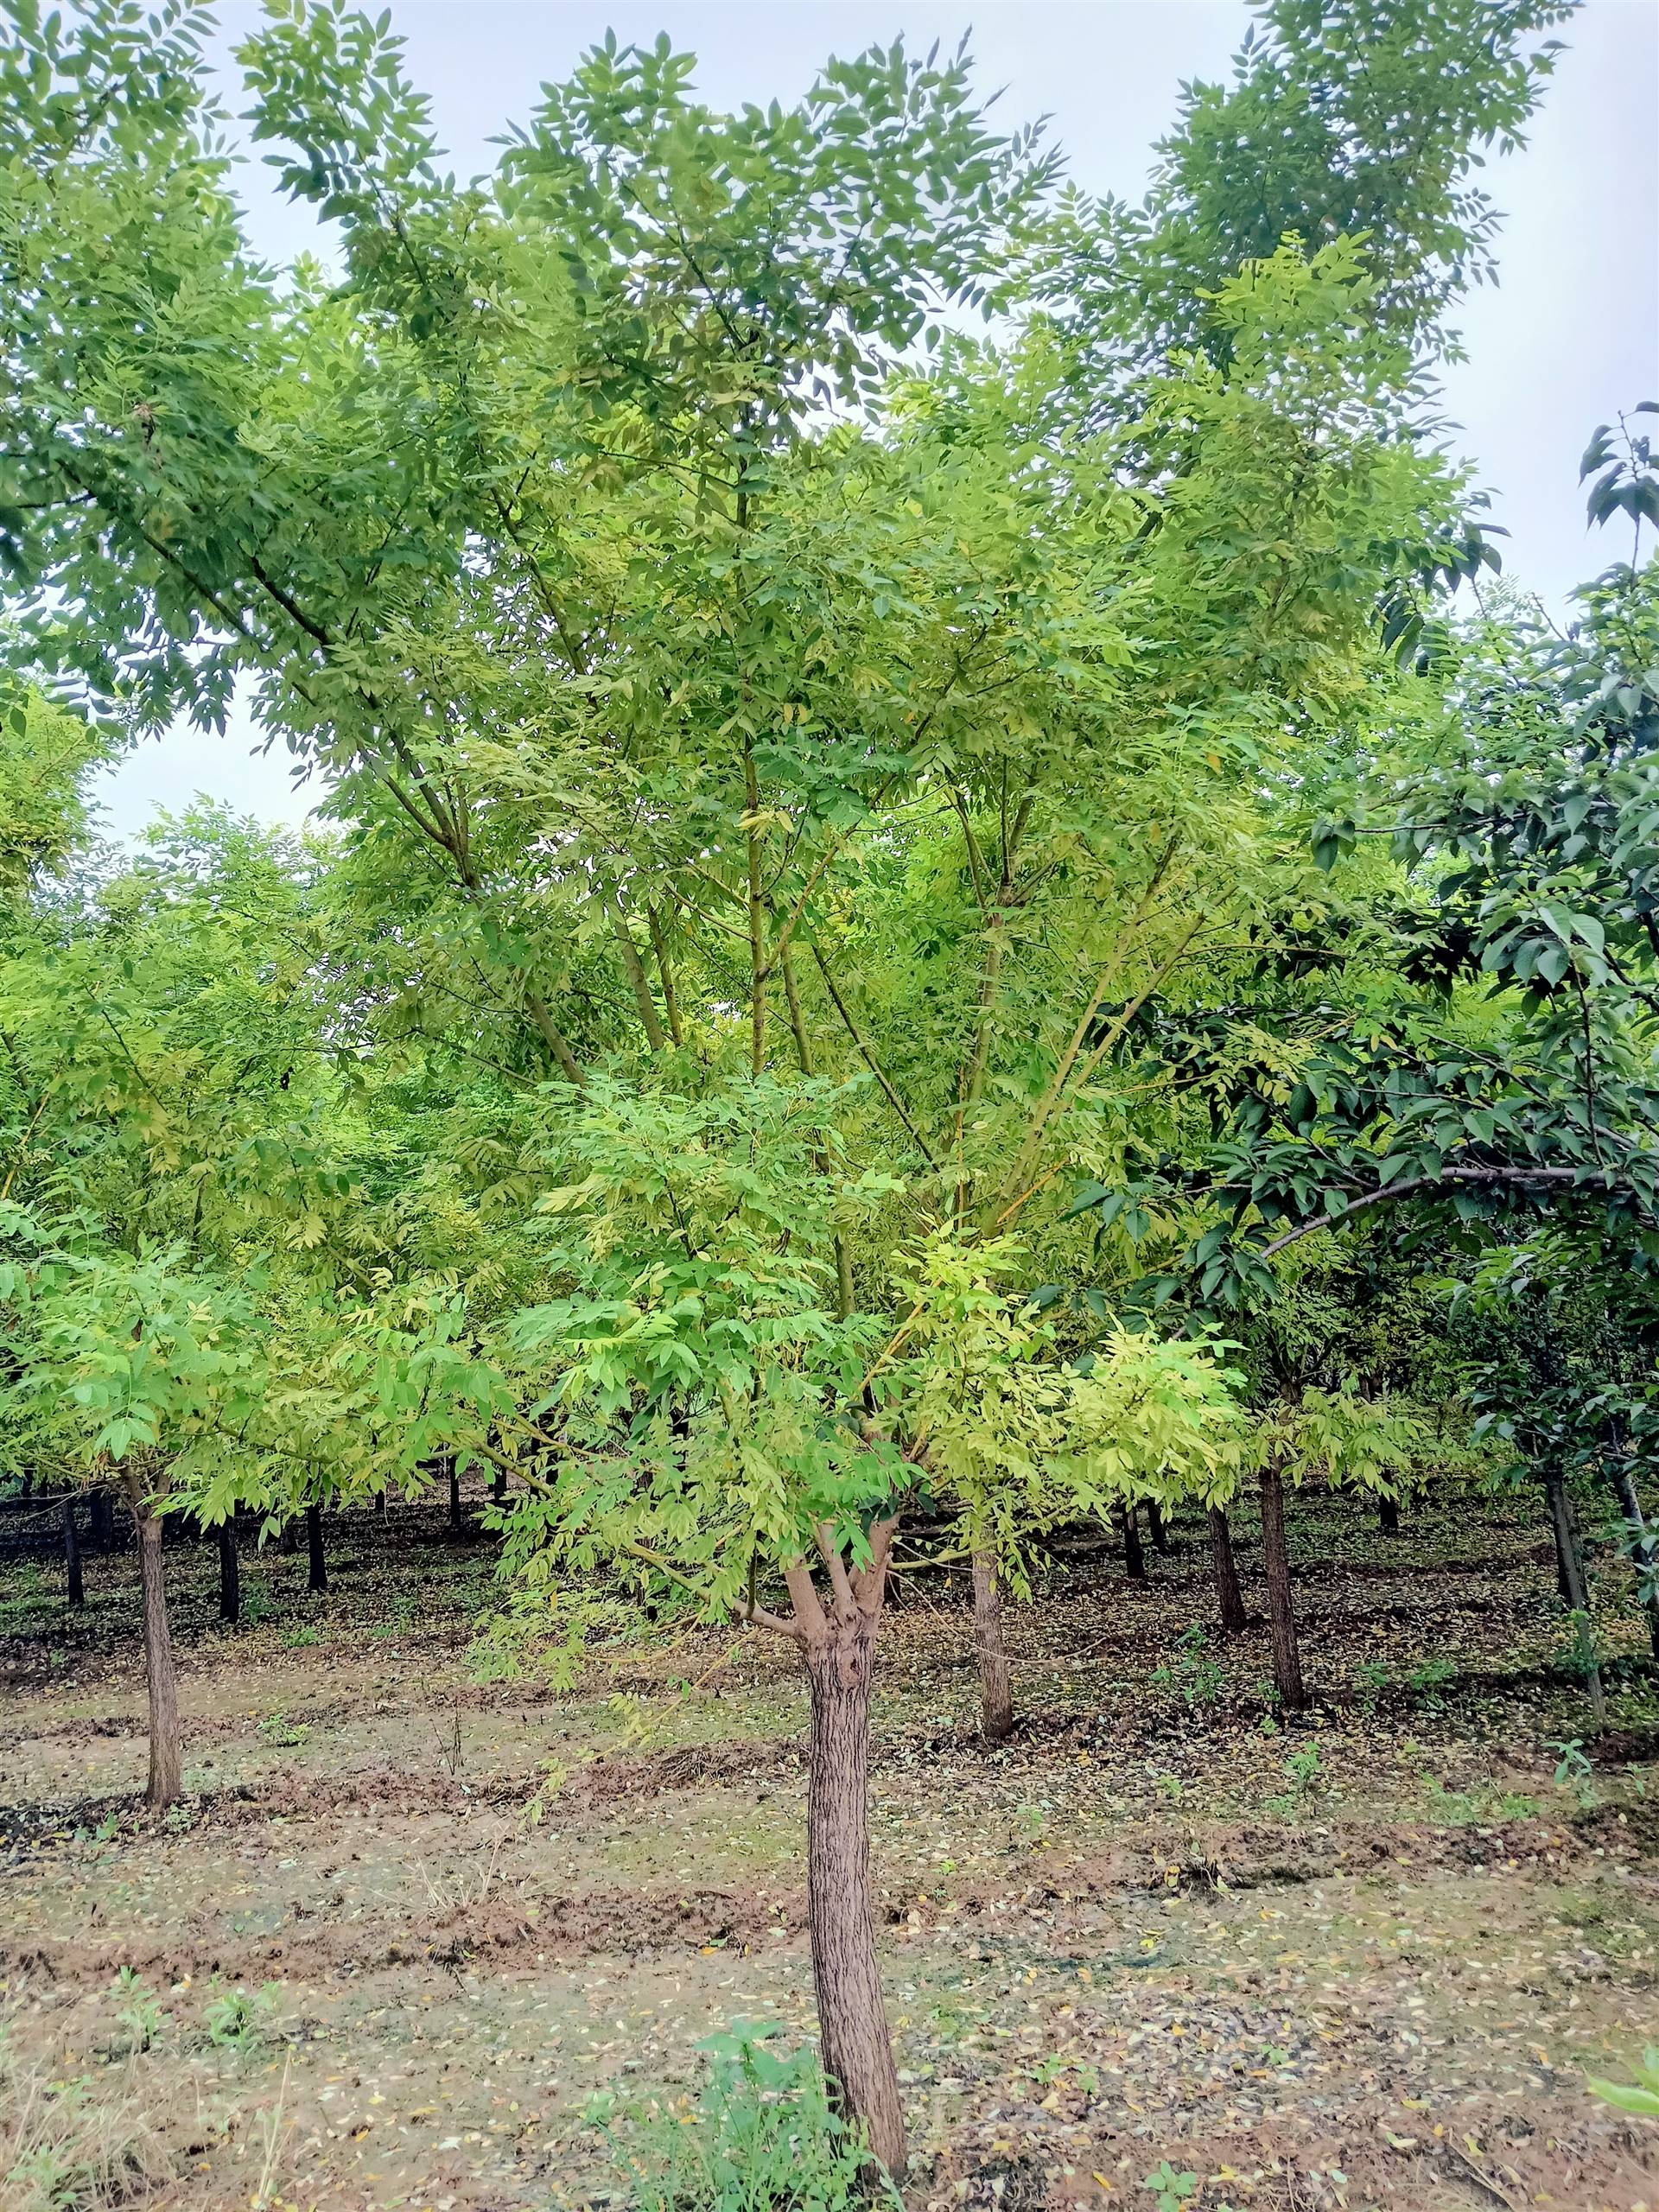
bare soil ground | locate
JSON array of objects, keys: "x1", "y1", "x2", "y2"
[{"x1": 2, "y1": 1484, "x2": 1656, "y2": 2212}]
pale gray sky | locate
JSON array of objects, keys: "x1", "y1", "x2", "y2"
[{"x1": 95, "y1": 0, "x2": 1659, "y2": 839}]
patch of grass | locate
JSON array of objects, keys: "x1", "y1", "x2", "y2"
[
  {"x1": 590, "y1": 2022, "x2": 893, "y2": 2210},
  {"x1": 0, "y1": 2024, "x2": 174, "y2": 2210},
  {"x1": 280, "y1": 1626, "x2": 320, "y2": 1650},
  {"x1": 255, "y1": 1710, "x2": 310, "y2": 1749}
]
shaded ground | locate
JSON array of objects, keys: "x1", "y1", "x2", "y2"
[{"x1": 2, "y1": 1481, "x2": 1656, "y2": 2212}]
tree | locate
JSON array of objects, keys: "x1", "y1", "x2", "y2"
[{"x1": 0, "y1": 0, "x2": 1587, "y2": 2168}]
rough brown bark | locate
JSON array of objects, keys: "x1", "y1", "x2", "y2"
[
  {"x1": 1545, "y1": 1465, "x2": 1606, "y2": 1726},
  {"x1": 219, "y1": 1519, "x2": 240, "y2": 1624},
  {"x1": 804, "y1": 1623, "x2": 906, "y2": 2178},
  {"x1": 137, "y1": 1507, "x2": 182, "y2": 1807},
  {"x1": 306, "y1": 1503, "x2": 327, "y2": 1594},
  {"x1": 1209, "y1": 1505, "x2": 1247, "y2": 1636},
  {"x1": 62, "y1": 1496, "x2": 83, "y2": 1607},
  {"x1": 971, "y1": 1549, "x2": 1014, "y2": 1741},
  {"x1": 1606, "y1": 1460, "x2": 1659, "y2": 1662},
  {"x1": 1258, "y1": 1459, "x2": 1306, "y2": 1713},
  {"x1": 1378, "y1": 1494, "x2": 1400, "y2": 1535},
  {"x1": 1120, "y1": 1503, "x2": 1146, "y2": 1581}
]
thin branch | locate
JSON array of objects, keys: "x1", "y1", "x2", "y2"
[{"x1": 809, "y1": 944, "x2": 942, "y2": 1170}]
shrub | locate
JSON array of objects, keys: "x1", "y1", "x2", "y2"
[{"x1": 591, "y1": 2023, "x2": 895, "y2": 2209}]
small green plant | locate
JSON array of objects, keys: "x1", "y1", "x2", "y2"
[
  {"x1": 1408, "y1": 1654, "x2": 1457, "y2": 1707},
  {"x1": 1587, "y1": 2047, "x2": 1659, "y2": 2120},
  {"x1": 1154, "y1": 1772, "x2": 1185, "y2": 1807},
  {"x1": 202, "y1": 1980, "x2": 279, "y2": 2052},
  {"x1": 1013, "y1": 1802, "x2": 1048, "y2": 1845},
  {"x1": 1265, "y1": 1744, "x2": 1323, "y2": 1816},
  {"x1": 1029, "y1": 2052, "x2": 1100, "y2": 2096},
  {"x1": 1285, "y1": 1745, "x2": 1323, "y2": 1791},
  {"x1": 1356, "y1": 1659, "x2": 1392, "y2": 1712},
  {"x1": 281, "y1": 1625, "x2": 320, "y2": 1649},
  {"x1": 110, "y1": 1967, "x2": 162, "y2": 2056},
  {"x1": 1141, "y1": 2161, "x2": 1198, "y2": 2210},
  {"x1": 1550, "y1": 1736, "x2": 1601, "y2": 1809},
  {"x1": 589, "y1": 2021, "x2": 893, "y2": 2208},
  {"x1": 1150, "y1": 1625, "x2": 1224, "y2": 1709},
  {"x1": 256, "y1": 1711, "x2": 310, "y2": 1749}
]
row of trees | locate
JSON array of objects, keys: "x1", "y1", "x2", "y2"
[{"x1": 3, "y1": 0, "x2": 1656, "y2": 2177}]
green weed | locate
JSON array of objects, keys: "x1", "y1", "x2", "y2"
[{"x1": 590, "y1": 2021, "x2": 895, "y2": 2208}]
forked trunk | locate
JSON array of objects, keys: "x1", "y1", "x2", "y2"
[
  {"x1": 971, "y1": 1549, "x2": 1014, "y2": 1742},
  {"x1": 306, "y1": 1503, "x2": 327, "y2": 1594},
  {"x1": 1120, "y1": 1504, "x2": 1146, "y2": 1581},
  {"x1": 804, "y1": 1624, "x2": 906, "y2": 2179},
  {"x1": 1258, "y1": 1460, "x2": 1306, "y2": 1713},
  {"x1": 62, "y1": 1496, "x2": 83, "y2": 1608},
  {"x1": 219, "y1": 1520, "x2": 240, "y2": 1624},
  {"x1": 1209, "y1": 1505, "x2": 1247, "y2": 1636},
  {"x1": 1545, "y1": 1465, "x2": 1606, "y2": 1726},
  {"x1": 137, "y1": 1509, "x2": 182, "y2": 1808},
  {"x1": 1378, "y1": 1495, "x2": 1400, "y2": 1535}
]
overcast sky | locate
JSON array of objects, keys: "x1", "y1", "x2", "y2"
[{"x1": 93, "y1": 0, "x2": 1659, "y2": 840}]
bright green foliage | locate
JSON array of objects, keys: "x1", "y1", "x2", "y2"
[
  {"x1": 1586, "y1": 2048, "x2": 1659, "y2": 2121},
  {"x1": 0, "y1": 0, "x2": 1608, "y2": 1643},
  {"x1": 1033, "y1": 0, "x2": 1573, "y2": 401},
  {"x1": 591, "y1": 2023, "x2": 892, "y2": 2212}
]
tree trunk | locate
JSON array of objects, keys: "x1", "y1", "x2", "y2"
[
  {"x1": 62, "y1": 1496, "x2": 83, "y2": 1607},
  {"x1": 1378, "y1": 1494, "x2": 1400, "y2": 1535},
  {"x1": 376, "y1": 1488, "x2": 387, "y2": 1516},
  {"x1": 1145, "y1": 1500, "x2": 1168, "y2": 1553},
  {"x1": 219, "y1": 1519, "x2": 240, "y2": 1624},
  {"x1": 90, "y1": 1489, "x2": 113, "y2": 1551},
  {"x1": 1120, "y1": 1503, "x2": 1146, "y2": 1581},
  {"x1": 1258, "y1": 1460, "x2": 1306, "y2": 1713},
  {"x1": 1545, "y1": 1465, "x2": 1606, "y2": 1726},
  {"x1": 1209, "y1": 1505, "x2": 1248, "y2": 1636},
  {"x1": 492, "y1": 1464, "x2": 506, "y2": 1507},
  {"x1": 137, "y1": 1509, "x2": 182, "y2": 1808},
  {"x1": 306, "y1": 1503, "x2": 327, "y2": 1594},
  {"x1": 448, "y1": 1462, "x2": 462, "y2": 1536},
  {"x1": 804, "y1": 1626, "x2": 906, "y2": 2179},
  {"x1": 971, "y1": 1549, "x2": 1014, "y2": 1742},
  {"x1": 1606, "y1": 1459, "x2": 1659, "y2": 1663}
]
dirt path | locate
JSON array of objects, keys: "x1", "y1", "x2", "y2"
[{"x1": 2, "y1": 1487, "x2": 1656, "y2": 2210}]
